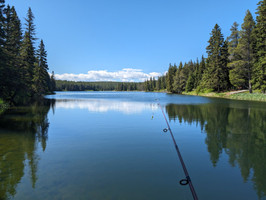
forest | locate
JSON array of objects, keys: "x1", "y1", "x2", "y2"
[
  {"x1": 55, "y1": 80, "x2": 144, "y2": 91},
  {"x1": 1, "y1": 0, "x2": 265, "y2": 100},
  {"x1": 0, "y1": 1, "x2": 55, "y2": 104},
  {"x1": 145, "y1": 0, "x2": 265, "y2": 94}
]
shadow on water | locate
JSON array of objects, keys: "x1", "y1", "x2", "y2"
[
  {"x1": 165, "y1": 101, "x2": 266, "y2": 199},
  {"x1": 0, "y1": 99, "x2": 55, "y2": 200}
]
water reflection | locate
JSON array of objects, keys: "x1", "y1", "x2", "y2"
[
  {"x1": 54, "y1": 99, "x2": 159, "y2": 114},
  {"x1": 166, "y1": 102, "x2": 266, "y2": 198},
  {"x1": 0, "y1": 100, "x2": 54, "y2": 200}
]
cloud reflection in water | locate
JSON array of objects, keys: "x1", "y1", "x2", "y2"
[{"x1": 55, "y1": 99, "x2": 159, "y2": 114}]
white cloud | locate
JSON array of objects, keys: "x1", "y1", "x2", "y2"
[{"x1": 54, "y1": 68, "x2": 162, "y2": 82}]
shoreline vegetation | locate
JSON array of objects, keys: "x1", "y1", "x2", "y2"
[
  {"x1": 183, "y1": 90, "x2": 266, "y2": 102},
  {"x1": 54, "y1": 79, "x2": 266, "y2": 102},
  {"x1": 0, "y1": 2, "x2": 55, "y2": 106},
  {"x1": 1, "y1": 0, "x2": 265, "y2": 108}
]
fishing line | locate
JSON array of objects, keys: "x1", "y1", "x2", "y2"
[{"x1": 158, "y1": 102, "x2": 199, "y2": 200}]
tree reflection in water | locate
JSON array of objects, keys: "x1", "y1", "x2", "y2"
[
  {"x1": 0, "y1": 99, "x2": 55, "y2": 200},
  {"x1": 166, "y1": 103, "x2": 266, "y2": 199}
]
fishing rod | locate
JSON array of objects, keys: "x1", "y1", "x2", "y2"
[{"x1": 158, "y1": 103, "x2": 199, "y2": 200}]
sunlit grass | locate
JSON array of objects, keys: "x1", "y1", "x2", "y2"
[
  {"x1": 183, "y1": 90, "x2": 266, "y2": 102},
  {"x1": 230, "y1": 92, "x2": 266, "y2": 102}
]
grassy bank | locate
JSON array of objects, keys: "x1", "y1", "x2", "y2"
[{"x1": 183, "y1": 90, "x2": 266, "y2": 102}]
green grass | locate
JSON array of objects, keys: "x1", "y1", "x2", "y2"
[
  {"x1": 230, "y1": 92, "x2": 266, "y2": 102},
  {"x1": 183, "y1": 90, "x2": 266, "y2": 102}
]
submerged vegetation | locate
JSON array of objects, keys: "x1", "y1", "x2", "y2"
[{"x1": 0, "y1": 1, "x2": 55, "y2": 105}]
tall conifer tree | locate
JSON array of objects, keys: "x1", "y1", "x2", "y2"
[
  {"x1": 33, "y1": 40, "x2": 50, "y2": 95},
  {"x1": 228, "y1": 22, "x2": 240, "y2": 61},
  {"x1": 233, "y1": 10, "x2": 256, "y2": 93},
  {"x1": 202, "y1": 24, "x2": 229, "y2": 92},
  {"x1": 3, "y1": 5, "x2": 22, "y2": 99},
  {"x1": 0, "y1": 0, "x2": 6, "y2": 98},
  {"x1": 166, "y1": 63, "x2": 177, "y2": 92},
  {"x1": 20, "y1": 7, "x2": 36, "y2": 96},
  {"x1": 253, "y1": 0, "x2": 266, "y2": 93}
]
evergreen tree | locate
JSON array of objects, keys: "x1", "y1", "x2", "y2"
[
  {"x1": 166, "y1": 63, "x2": 177, "y2": 92},
  {"x1": 193, "y1": 58, "x2": 200, "y2": 88},
  {"x1": 185, "y1": 74, "x2": 194, "y2": 92},
  {"x1": 202, "y1": 24, "x2": 230, "y2": 92},
  {"x1": 231, "y1": 10, "x2": 256, "y2": 93},
  {"x1": 196, "y1": 56, "x2": 206, "y2": 89},
  {"x1": 173, "y1": 62, "x2": 183, "y2": 93},
  {"x1": 20, "y1": 7, "x2": 37, "y2": 96},
  {"x1": 156, "y1": 76, "x2": 162, "y2": 90},
  {"x1": 33, "y1": 40, "x2": 50, "y2": 95},
  {"x1": 3, "y1": 5, "x2": 22, "y2": 100},
  {"x1": 0, "y1": 0, "x2": 6, "y2": 99},
  {"x1": 179, "y1": 62, "x2": 188, "y2": 92},
  {"x1": 228, "y1": 22, "x2": 240, "y2": 61},
  {"x1": 253, "y1": 0, "x2": 266, "y2": 93}
]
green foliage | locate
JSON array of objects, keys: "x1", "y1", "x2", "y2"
[
  {"x1": 252, "y1": 0, "x2": 266, "y2": 93},
  {"x1": 56, "y1": 80, "x2": 143, "y2": 92},
  {"x1": 166, "y1": 64, "x2": 177, "y2": 92},
  {"x1": 228, "y1": 22, "x2": 240, "y2": 61},
  {"x1": 202, "y1": 24, "x2": 230, "y2": 92},
  {"x1": 33, "y1": 40, "x2": 50, "y2": 95},
  {"x1": 237, "y1": 10, "x2": 256, "y2": 93},
  {"x1": 185, "y1": 74, "x2": 194, "y2": 92},
  {"x1": 0, "y1": 4, "x2": 54, "y2": 103}
]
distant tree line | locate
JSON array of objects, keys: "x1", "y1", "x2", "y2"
[
  {"x1": 56, "y1": 80, "x2": 144, "y2": 91},
  {"x1": 145, "y1": 0, "x2": 265, "y2": 94},
  {"x1": 0, "y1": 1, "x2": 55, "y2": 104}
]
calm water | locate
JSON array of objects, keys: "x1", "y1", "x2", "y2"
[{"x1": 0, "y1": 91, "x2": 265, "y2": 200}]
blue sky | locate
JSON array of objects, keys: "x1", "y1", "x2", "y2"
[{"x1": 5, "y1": 0, "x2": 258, "y2": 82}]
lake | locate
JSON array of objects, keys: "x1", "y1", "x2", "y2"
[{"x1": 0, "y1": 91, "x2": 265, "y2": 200}]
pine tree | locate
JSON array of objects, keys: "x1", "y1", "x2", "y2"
[
  {"x1": 3, "y1": 5, "x2": 22, "y2": 100},
  {"x1": 179, "y1": 62, "x2": 188, "y2": 92},
  {"x1": 185, "y1": 74, "x2": 194, "y2": 92},
  {"x1": 20, "y1": 7, "x2": 37, "y2": 96},
  {"x1": 0, "y1": 0, "x2": 6, "y2": 98},
  {"x1": 173, "y1": 62, "x2": 183, "y2": 93},
  {"x1": 193, "y1": 58, "x2": 200, "y2": 88},
  {"x1": 196, "y1": 56, "x2": 206, "y2": 89},
  {"x1": 233, "y1": 10, "x2": 256, "y2": 93},
  {"x1": 228, "y1": 22, "x2": 240, "y2": 61},
  {"x1": 253, "y1": 0, "x2": 266, "y2": 93},
  {"x1": 202, "y1": 24, "x2": 230, "y2": 92},
  {"x1": 166, "y1": 63, "x2": 177, "y2": 92},
  {"x1": 33, "y1": 40, "x2": 50, "y2": 95}
]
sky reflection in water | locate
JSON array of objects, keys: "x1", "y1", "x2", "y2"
[{"x1": 0, "y1": 92, "x2": 265, "y2": 200}]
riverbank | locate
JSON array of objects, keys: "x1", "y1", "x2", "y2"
[{"x1": 183, "y1": 90, "x2": 266, "y2": 102}]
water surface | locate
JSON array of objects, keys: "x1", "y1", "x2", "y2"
[{"x1": 0, "y1": 91, "x2": 265, "y2": 199}]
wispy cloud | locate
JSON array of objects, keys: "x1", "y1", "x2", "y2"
[{"x1": 54, "y1": 68, "x2": 162, "y2": 82}]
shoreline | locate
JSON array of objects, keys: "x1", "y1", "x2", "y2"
[{"x1": 182, "y1": 90, "x2": 266, "y2": 102}]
